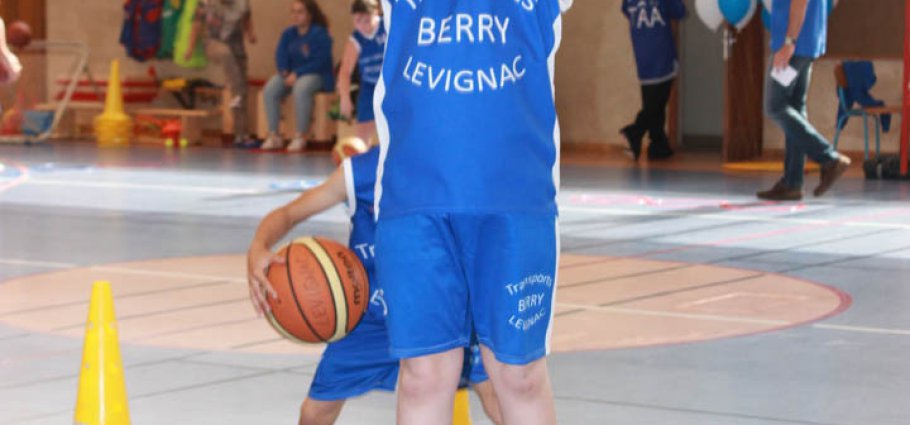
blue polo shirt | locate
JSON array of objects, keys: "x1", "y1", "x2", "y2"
[{"x1": 770, "y1": 0, "x2": 828, "y2": 59}]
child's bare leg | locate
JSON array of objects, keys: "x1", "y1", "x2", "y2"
[
  {"x1": 479, "y1": 346, "x2": 555, "y2": 425},
  {"x1": 398, "y1": 348, "x2": 464, "y2": 425},
  {"x1": 472, "y1": 379, "x2": 504, "y2": 425},
  {"x1": 298, "y1": 398, "x2": 344, "y2": 425}
]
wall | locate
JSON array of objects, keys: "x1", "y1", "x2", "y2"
[
  {"x1": 555, "y1": 0, "x2": 640, "y2": 146},
  {"x1": 46, "y1": 0, "x2": 353, "y2": 96},
  {"x1": 679, "y1": 0, "x2": 724, "y2": 144}
]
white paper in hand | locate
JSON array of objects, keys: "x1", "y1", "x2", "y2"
[{"x1": 771, "y1": 66, "x2": 798, "y2": 87}]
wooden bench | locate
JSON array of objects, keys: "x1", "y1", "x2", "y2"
[{"x1": 132, "y1": 108, "x2": 221, "y2": 146}]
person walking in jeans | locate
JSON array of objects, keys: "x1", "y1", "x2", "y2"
[{"x1": 758, "y1": 0, "x2": 850, "y2": 201}]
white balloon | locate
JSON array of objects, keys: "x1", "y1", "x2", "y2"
[
  {"x1": 735, "y1": 0, "x2": 759, "y2": 31},
  {"x1": 695, "y1": 0, "x2": 724, "y2": 32}
]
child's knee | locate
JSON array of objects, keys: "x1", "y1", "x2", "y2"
[
  {"x1": 399, "y1": 356, "x2": 460, "y2": 399},
  {"x1": 298, "y1": 399, "x2": 342, "y2": 425},
  {"x1": 495, "y1": 360, "x2": 549, "y2": 399}
]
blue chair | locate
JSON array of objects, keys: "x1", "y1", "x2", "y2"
[{"x1": 833, "y1": 62, "x2": 901, "y2": 160}]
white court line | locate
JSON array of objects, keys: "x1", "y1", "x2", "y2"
[
  {"x1": 0, "y1": 257, "x2": 245, "y2": 283},
  {"x1": 559, "y1": 302, "x2": 910, "y2": 337},
  {"x1": 557, "y1": 302, "x2": 789, "y2": 326},
  {"x1": 0, "y1": 258, "x2": 77, "y2": 269},
  {"x1": 17, "y1": 179, "x2": 261, "y2": 195},
  {"x1": 811, "y1": 323, "x2": 910, "y2": 336},
  {"x1": 91, "y1": 265, "x2": 246, "y2": 283},
  {"x1": 560, "y1": 206, "x2": 910, "y2": 231}
]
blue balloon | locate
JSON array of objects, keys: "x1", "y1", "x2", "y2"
[
  {"x1": 761, "y1": 7, "x2": 770, "y2": 30},
  {"x1": 719, "y1": 0, "x2": 758, "y2": 30}
]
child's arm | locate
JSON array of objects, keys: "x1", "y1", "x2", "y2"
[
  {"x1": 247, "y1": 166, "x2": 347, "y2": 315},
  {"x1": 336, "y1": 38, "x2": 360, "y2": 120}
]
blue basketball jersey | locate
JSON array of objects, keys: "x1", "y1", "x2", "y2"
[
  {"x1": 343, "y1": 148, "x2": 386, "y2": 324},
  {"x1": 351, "y1": 20, "x2": 387, "y2": 85},
  {"x1": 374, "y1": 0, "x2": 573, "y2": 219}
]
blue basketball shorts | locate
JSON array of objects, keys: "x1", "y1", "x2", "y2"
[
  {"x1": 356, "y1": 83, "x2": 376, "y2": 123},
  {"x1": 309, "y1": 301, "x2": 489, "y2": 401},
  {"x1": 375, "y1": 213, "x2": 559, "y2": 365}
]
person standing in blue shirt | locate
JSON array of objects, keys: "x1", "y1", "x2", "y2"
[
  {"x1": 373, "y1": 0, "x2": 572, "y2": 423},
  {"x1": 620, "y1": 0, "x2": 685, "y2": 161},
  {"x1": 261, "y1": 0, "x2": 335, "y2": 152},
  {"x1": 336, "y1": 0, "x2": 386, "y2": 146},
  {"x1": 758, "y1": 0, "x2": 851, "y2": 201}
]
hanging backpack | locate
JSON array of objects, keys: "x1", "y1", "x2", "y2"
[
  {"x1": 157, "y1": 0, "x2": 183, "y2": 59},
  {"x1": 120, "y1": 0, "x2": 165, "y2": 62}
]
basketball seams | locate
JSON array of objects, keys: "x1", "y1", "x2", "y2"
[
  {"x1": 285, "y1": 243, "x2": 330, "y2": 342},
  {"x1": 317, "y1": 239, "x2": 354, "y2": 335},
  {"x1": 299, "y1": 237, "x2": 349, "y2": 342}
]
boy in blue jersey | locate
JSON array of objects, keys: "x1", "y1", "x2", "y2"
[
  {"x1": 247, "y1": 148, "x2": 502, "y2": 425},
  {"x1": 620, "y1": 0, "x2": 685, "y2": 161},
  {"x1": 373, "y1": 0, "x2": 573, "y2": 424},
  {"x1": 337, "y1": 0, "x2": 386, "y2": 146},
  {"x1": 758, "y1": 0, "x2": 850, "y2": 201}
]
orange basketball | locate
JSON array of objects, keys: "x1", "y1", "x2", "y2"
[
  {"x1": 7, "y1": 21, "x2": 32, "y2": 49},
  {"x1": 265, "y1": 237, "x2": 369, "y2": 344}
]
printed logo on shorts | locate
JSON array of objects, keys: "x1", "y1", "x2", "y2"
[{"x1": 504, "y1": 274, "x2": 552, "y2": 332}]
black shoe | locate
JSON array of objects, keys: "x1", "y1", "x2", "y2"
[
  {"x1": 620, "y1": 126, "x2": 642, "y2": 161},
  {"x1": 814, "y1": 154, "x2": 851, "y2": 197},
  {"x1": 756, "y1": 182, "x2": 804, "y2": 201}
]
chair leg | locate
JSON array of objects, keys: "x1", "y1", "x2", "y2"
[
  {"x1": 874, "y1": 116, "x2": 881, "y2": 158},
  {"x1": 833, "y1": 115, "x2": 847, "y2": 150},
  {"x1": 862, "y1": 113, "x2": 870, "y2": 160}
]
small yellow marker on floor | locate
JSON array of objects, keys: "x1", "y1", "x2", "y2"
[
  {"x1": 452, "y1": 387, "x2": 473, "y2": 425},
  {"x1": 74, "y1": 281, "x2": 131, "y2": 425},
  {"x1": 179, "y1": 138, "x2": 189, "y2": 148}
]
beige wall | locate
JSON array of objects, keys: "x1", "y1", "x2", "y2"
[
  {"x1": 46, "y1": 0, "x2": 353, "y2": 94},
  {"x1": 763, "y1": 58, "x2": 904, "y2": 155},
  {"x1": 556, "y1": 0, "x2": 639, "y2": 145},
  {"x1": 46, "y1": 0, "x2": 899, "y2": 152}
]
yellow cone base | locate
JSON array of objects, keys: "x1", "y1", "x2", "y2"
[
  {"x1": 74, "y1": 281, "x2": 131, "y2": 425},
  {"x1": 452, "y1": 388, "x2": 473, "y2": 425},
  {"x1": 94, "y1": 114, "x2": 133, "y2": 148}
]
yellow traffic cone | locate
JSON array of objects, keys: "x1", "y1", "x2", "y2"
[
  {"x1": 452, "y1": 387, "x2": 473, "y2": 425},
  {"x1": 94, "y1": 60, "x2": 133, "y2": 147},
  {"x1": 74, "y1": 281, "x2": 131, "y2": 425}
]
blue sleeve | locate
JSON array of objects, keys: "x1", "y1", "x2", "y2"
[
  {"x1": 294, "y1": 27, "x2": 334, "y2": 77},
  {"x1": 667, "y1": 0, "x2": 686, "y2": 20},
  {"x1": 275, "y1": 28, "x2": 292, "y2": 74},
  {"x1": 620, "y1": 0, "x2": 628, "y2": 18}
]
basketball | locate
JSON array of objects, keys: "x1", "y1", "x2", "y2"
[
  {"x1": 265, "y1": 236, "x2": 369, "y2": 344},
  {"x1": 331, "y1": 136, "x2": 369, "y2": 165},
  {"x1": 7, "y1": 21, "x2": 32, "y2": 49}
]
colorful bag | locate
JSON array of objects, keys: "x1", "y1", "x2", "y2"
[
  {"x1": 157, "y1": 0, "x2": 183, "y2": 59},
  {"x1": 120, "y1": 0, "x2": 165, "y2": 62},
  {"x1": 173, "y1": 0, "x2": 208, "y2": 68}
]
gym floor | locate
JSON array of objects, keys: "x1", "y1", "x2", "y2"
[{"x1": 1, "y1": 143, "x2": 908, "y2": 424}]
